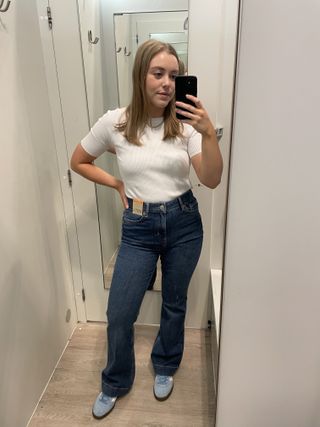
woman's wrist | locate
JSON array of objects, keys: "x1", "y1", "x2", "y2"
[
  {"x1": 113, "y1": 179, "x2": 124, "y2": 192},
  {"x1": 201, "y1": 123, "x2": 216, "y2": 139}
]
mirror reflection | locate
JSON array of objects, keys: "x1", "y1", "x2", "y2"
[
  {"x1": 78, "y1": 3, "x2": 189, "y2": 292},
  {"x1": 114, "y1": 11, "x2": 188, "y2": 107}
]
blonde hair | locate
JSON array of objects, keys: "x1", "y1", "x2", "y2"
[{"x1": 115, "y1": 39, "x2": 185, "y2": 146}]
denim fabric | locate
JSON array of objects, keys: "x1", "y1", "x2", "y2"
[{"x1": 101, "y1": 189, "x2": 203, "y2": 397}]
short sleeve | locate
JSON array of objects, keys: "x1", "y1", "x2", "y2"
[
  {"x1": 187, "y1": 127, "x2": 202, "y2": 158},
  {"x1": 80, "y1": 110, "x2": 120, "y2": 158}
]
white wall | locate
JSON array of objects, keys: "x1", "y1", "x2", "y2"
[
  {"x1": 188, "y1": 0, "x2": 219, "y2": 330},
  {"x1": 216, "y1": 1, "x2": 320, "y2": 426},
  {"x1": 210, "y1": 0, "x2": 240, "y2": 271},
  {"x1": 0, "y1": 2, "x2": 77, "y2": 426},
  {"x1": 188, "y1": 0, "x2": 239, "y2": 331}
]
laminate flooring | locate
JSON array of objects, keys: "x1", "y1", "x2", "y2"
[{"x1": 29, "y1": 323, "x2": 215, "y2": 427}]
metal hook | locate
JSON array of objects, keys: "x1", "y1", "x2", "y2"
[
  {"x1": 183, "y1": 17, "x2": 189, "y2": 30},
  {"x1": 0, "y1": 0, "x2": 11, "y2": 12},
  {"x1": 124, "y1": 47, "x2": 131, "y2": 56},
  {"x1": 116, "y1": 47, "x2": 122, "y2": 53},
  {"x1": 88, "y1": 30, "x2": 99, "y2": 45}
]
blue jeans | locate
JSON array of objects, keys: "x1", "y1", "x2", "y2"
[{"x1": 101, "y1": 189, "x2": 203, "y2": 397}]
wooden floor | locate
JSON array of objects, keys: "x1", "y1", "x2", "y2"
[{"x1": 29, "y1": 323, "x2": 215, "y2": 427}]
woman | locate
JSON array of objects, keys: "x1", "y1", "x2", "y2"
[{"x1": 70, "y1": 39, "x2": 223, "y2": 420}]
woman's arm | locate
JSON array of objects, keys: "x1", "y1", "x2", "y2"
[
  {"x1": 70, "y1": 144, "x2": 128, "y2": 208},
  {"x1": 176, "y1": 95, "x2": 223, "y2": 189}
]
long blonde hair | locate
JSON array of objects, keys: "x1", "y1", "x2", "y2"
[{"x1": 115, "y1": 39, "x2": 184, "y2": 146}]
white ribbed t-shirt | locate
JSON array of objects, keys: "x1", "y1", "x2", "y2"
[{"x1": 81, "y1": 108, "x2": 202, "y2": 202}]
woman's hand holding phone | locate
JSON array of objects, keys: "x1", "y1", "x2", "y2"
[
  {"x1": 175, "y1": 77, "x2": 222, "y2": 189},
  {"x1": 175, "y1": 75, "x2": 215, "y2": 137},
  {"x1": 176, "y1": 94, "x2": 216, "y2": 138}
]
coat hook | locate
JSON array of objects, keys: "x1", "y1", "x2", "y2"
[
  {"x1": 88, "y1": 30, "x2": 99, "y2": 45},
  {"x1": 183, "y1": 17, "x2": 189, "y2": 30},
  {"x1": 0, "y1": 0, "x2": 11, "y2": 12},
  {"x1": 116, "y1": 47, "x2": 122, "y2": 53},
  {"x1": 124, "y1": 47, "x2": 131, "y2": 56}
]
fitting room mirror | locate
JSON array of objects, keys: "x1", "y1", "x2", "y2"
[{"x1": 77, "y1": 1, "x2": 189, "y2": 291}]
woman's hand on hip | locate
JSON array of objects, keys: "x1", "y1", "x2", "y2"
[{"x1": 115, "y1": 180, "x2": 129, "y2": 209}]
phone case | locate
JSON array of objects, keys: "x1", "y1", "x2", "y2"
[{"x1": 175, "y1": 75, "x2": 197, "y2": 120}]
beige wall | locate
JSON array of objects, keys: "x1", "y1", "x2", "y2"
[
  {"x1": 0, "y1": 2, "x2": 77, "y2": 426},
  {"x1": 216, "y1": 1, "x2": 320, "y2": 426}
]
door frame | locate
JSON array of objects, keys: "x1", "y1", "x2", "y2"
[{"x1": 37, "y1": 0, "x2": 105, "y2": 322}]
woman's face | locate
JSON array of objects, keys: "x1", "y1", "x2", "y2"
[{"x1": 145, "y1": 51, "x2": 179, "y2": 117}]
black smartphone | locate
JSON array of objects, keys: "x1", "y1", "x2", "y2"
[{"x1": 175, "y1": 75, "x2": 197, "y2": 120}]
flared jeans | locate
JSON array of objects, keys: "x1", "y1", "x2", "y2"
[{"x1": 101, "y1": 189, "x2": 203, "y2": 397}]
